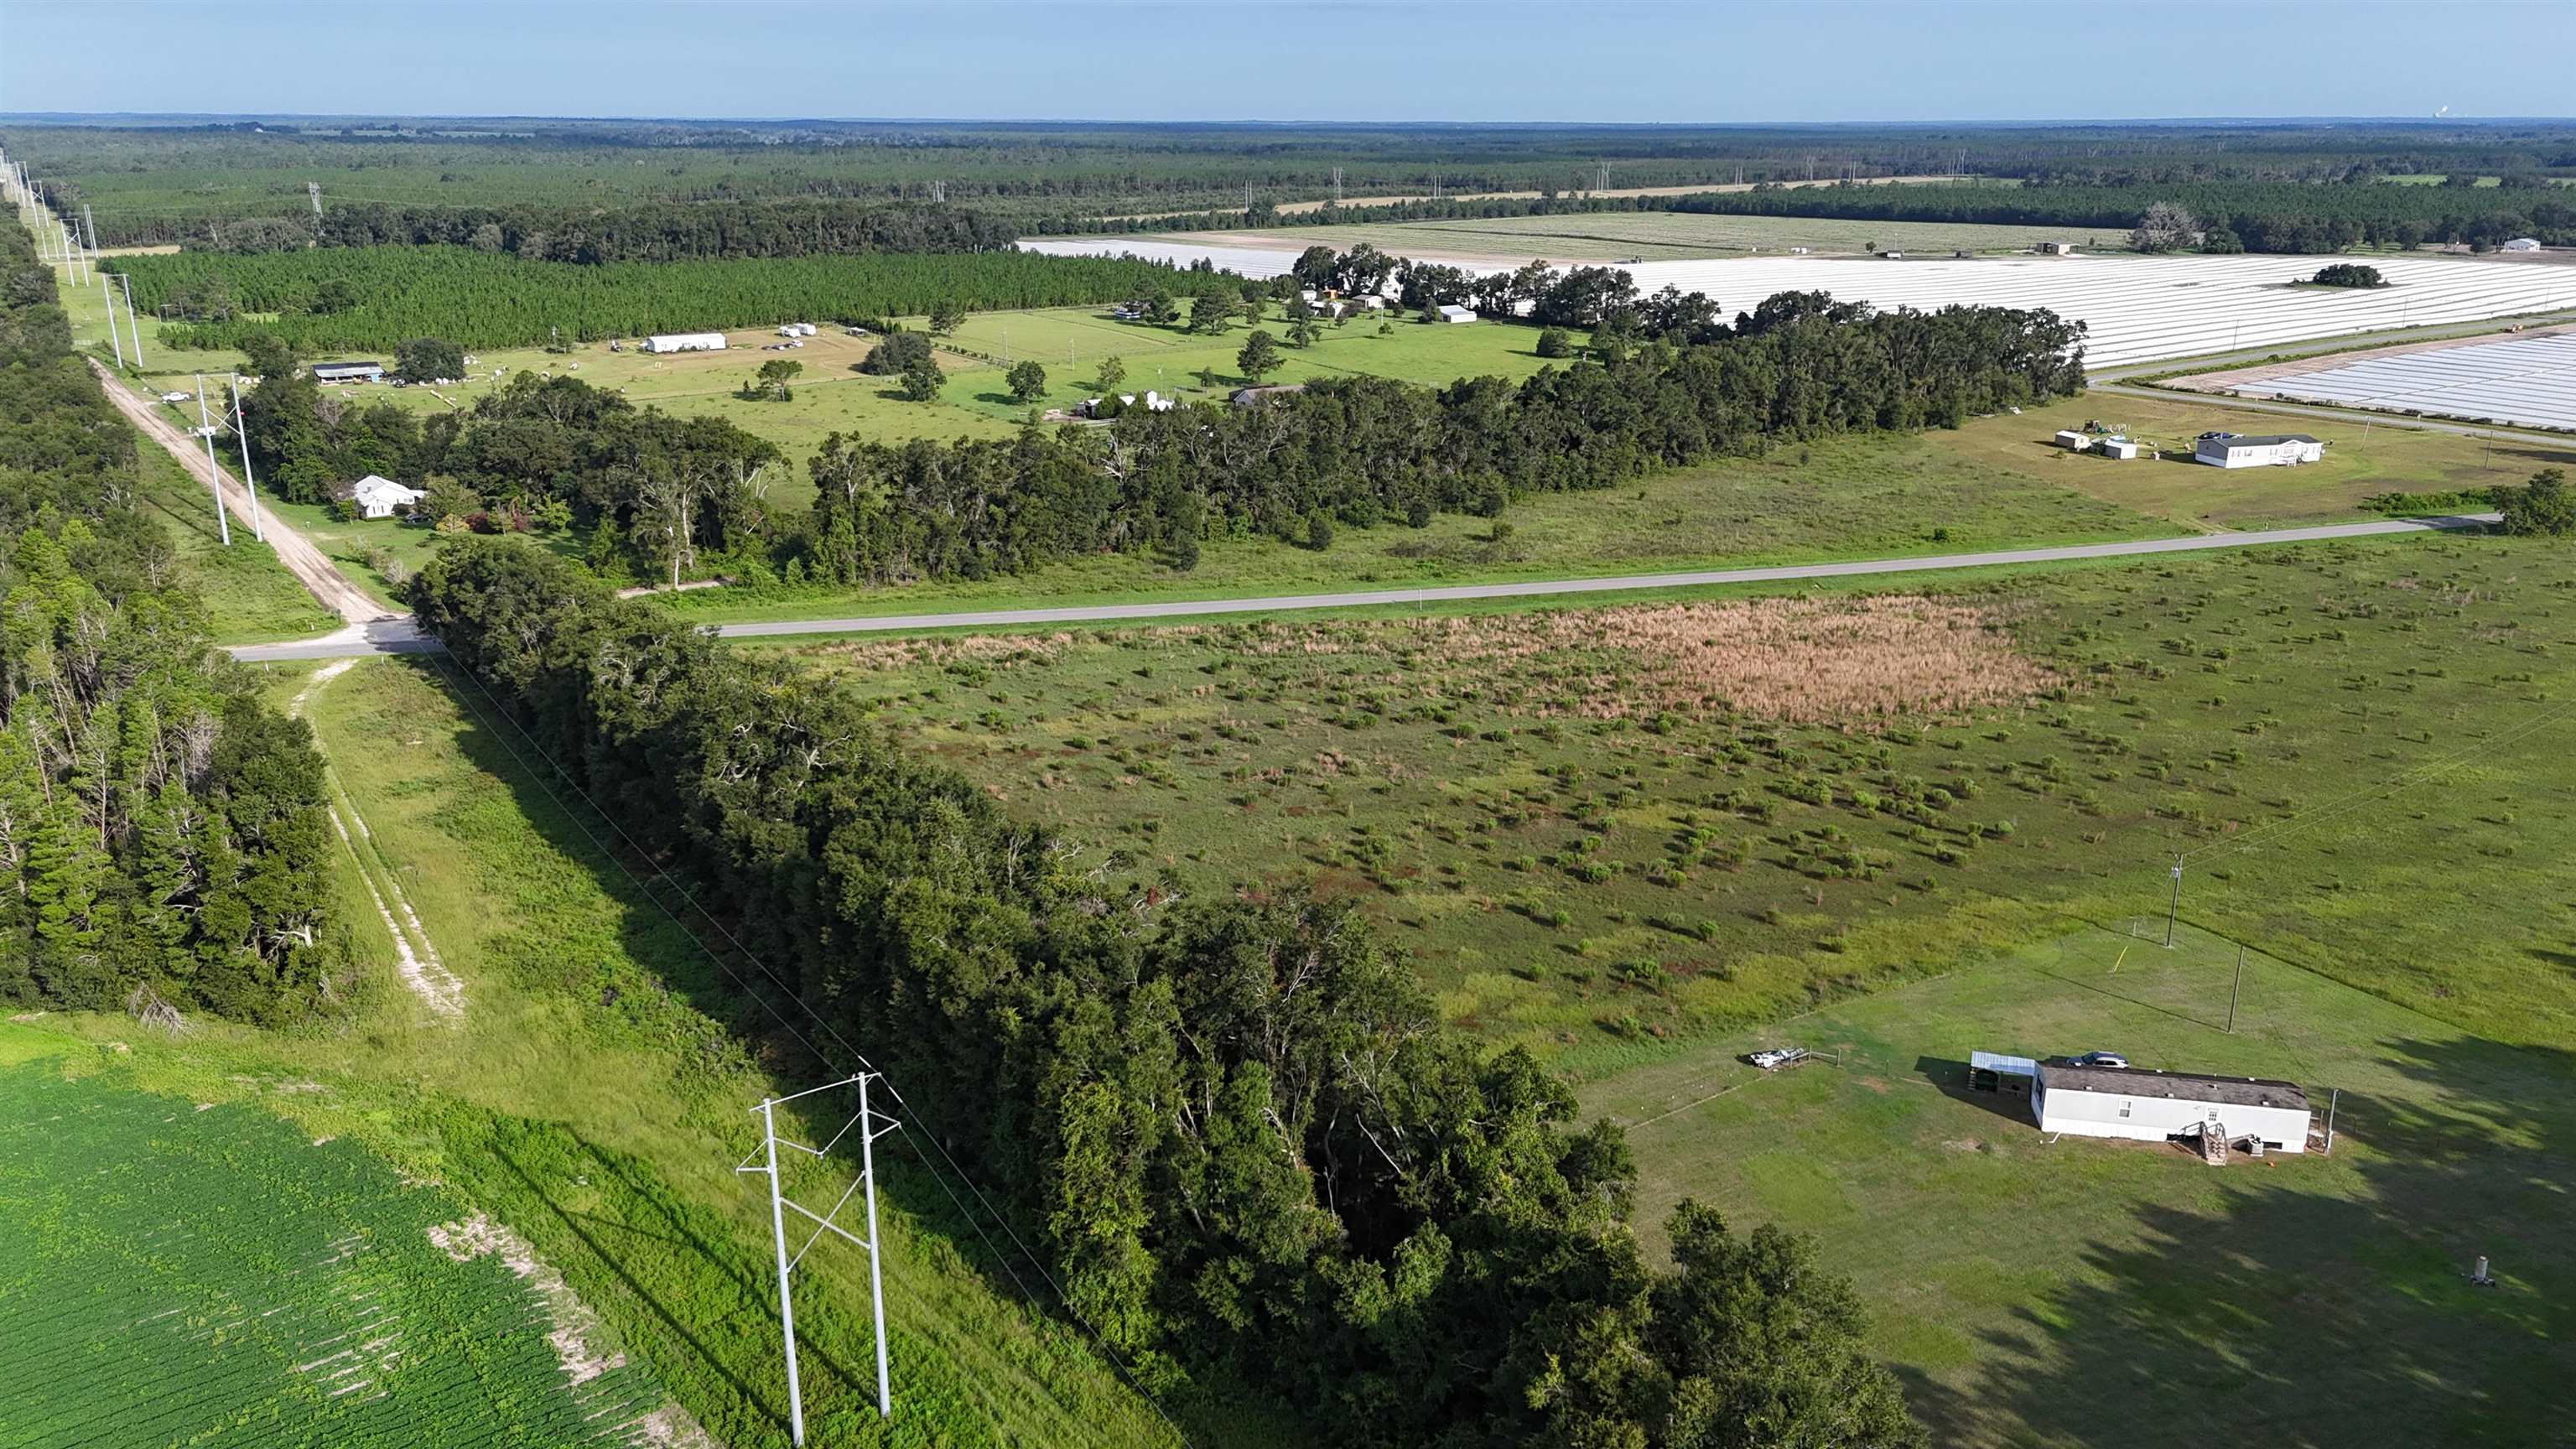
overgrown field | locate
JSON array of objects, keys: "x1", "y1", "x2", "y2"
[
  {"x1": 1578, "y1": 923, "x2": 2574, "y2": 1448},
  {"x1": 776, "y1": 533, "x2": 2576, "y2": 1057},
  {"x1": 7, "y1": 657, "x2": 1201, "y2": 1448},
  {"x1": 1209, "y1": 211, "x2": 2128, "y2": 262},
  {"x1": 0, "y1": 1056, "x2": 683, "y2": 1448},
  {"x1": 129, "y1": 415, "x2": 340, "y2": 641}
]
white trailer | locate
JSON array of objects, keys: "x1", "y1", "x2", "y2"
[
  {"x1": 2194, "y1": 433, "x2": 2323, "y2": 468},
  {"x1": 2033, "y1": 1061, "x2": 2309, "y2": 1153},
  {"x1": 645, "y1": 332, "x2": 729, "y2": 355}
]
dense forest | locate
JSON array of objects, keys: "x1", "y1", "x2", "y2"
[
  {"x1": 408, "y1": 536, "x2": 1926, "y2": 1448},
  {"x1": 0, "y1": 221, "x2": 340, "y2": 1021},
  {"x1": 237, "y1": 276, "x2": 2085, "y2": 589},
  {"x1": 124, "y1": 245, "x2": 1237, "y2": 352},
  {"x1": 193, "y1": 196, "x2": 1018, "y2": 262},
  {"x1": 11, "y1": 117, "x2": 2572, "y2": 244}
]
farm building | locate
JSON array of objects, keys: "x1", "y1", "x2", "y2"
[
  {"x1": 311, "y1": 360, "x2": 384, "y2": 383},
  {"x1": 1433, "y1": 304, "x2": 1479, "y2": 324},
  {"x1": 1230, "y1": 383, "x2": 1307, "y2": 407},
  {"x1": 2035, "y1": 242, "x2": 2078, "y2": 257},
  {"x1": 2054, "y1": 429, "x2": 2090, "y2": 451},
  {"x1": 346, "y1": 474, "x2": 424, "y2": 520},
  {"x1": 2502, "y1": 237, "x2": 2542, "y2": 252},
  {"x1": 2033, "y1": 1060, "x2": 2310, "y2": 1153},
  {"x1": 2195, "y1": 433, "x2": 2324, "y2": 468},
  {"x1": 2096, "y1": 438, "x2": 2141, "y2": 460},
  {"x1": 644, "y1": 332, "x2": 728, "y2": 355}
]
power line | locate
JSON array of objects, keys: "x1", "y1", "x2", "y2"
[{"x1": 423, "y1": 652, "x2": 1197, "y2": 1448}]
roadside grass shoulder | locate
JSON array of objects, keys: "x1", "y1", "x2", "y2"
[{"x1": 132, "y1": 420, "x2": 340, "y2": 642}]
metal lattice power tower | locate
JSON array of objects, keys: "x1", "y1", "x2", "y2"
[{"x1": 737, "y1": 1073, "x2": 897, "y2": 1443}]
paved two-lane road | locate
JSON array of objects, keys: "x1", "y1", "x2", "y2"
[{"x1": 229, "y1": 513, "x2": 2500, "y2": 661}]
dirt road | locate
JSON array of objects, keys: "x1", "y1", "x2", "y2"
[{"x1": 93, "y1": 359, "x2": 396, "y2": 627}]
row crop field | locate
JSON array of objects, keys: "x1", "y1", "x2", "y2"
[
  {"x1": 0, "y1": 1056, "x2": 682, "y2": 1448},
  {"x1": 121, "y1": 246, "x2": 1235, "y2": 353},
  {"x1": 1197, "y1": 210, "x2": 2127, "y2": 262},
  {"x1": 2217, "y1": 328, "x2": 2576, "y2": 431},
  {"x1": 1026, "y1": 241, "x2": 2576, "y2": 367}
]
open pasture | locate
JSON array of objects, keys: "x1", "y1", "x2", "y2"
[
  {"x1": 2205, "y1": 328, "x2": 2576, "y2": 432},
  {"x1": 1577, "y1": 923, "x2": 2574, "y2": 1448},
  {"x1": 1192, "y1": 210, "x2": 2121, "y2": 262},
  {"x1": 0, "y1": 1057, "x2": 683, "y2": 1448},
  {"x1": 1023, "y1": 241, "x2": 2576, "y2": 367},
  {"x1": 776, "y1": 533, "x2": 2576, "y2": 1058}
]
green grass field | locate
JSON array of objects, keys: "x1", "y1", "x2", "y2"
[
  {"x1": 771, "y1": 532, "x2": 2576, "y2": 1059},
  {"x1": 1201, "y1": 211, "x2": 2127, "y2": 262},
  {"x1": 11, "y1": 655, "x2": 1209, "y2": 1448},
  {"x1": 0, "y1": 1055, "x2": 686, "y2": 1448},
  {"x1": 129, "y1": 420, "x2": 340, "y2": 641},
  {"x1": 1576, "y1": 922, "x2": 2573, "y2": 1448}
]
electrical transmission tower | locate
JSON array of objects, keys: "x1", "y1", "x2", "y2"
[
  {"x1": 1332, "y1": 165, "x2": 1343, "y2": 203},
  {"x1": 929, "y1": 179, "x2": 945, "y2": 204},
  {"x1": 308, "y1": 180, "x2": 323, "y2": 218},
  {"x1": 738, "y1": 1073, "x2": 896, "y2": 1444},
  {"x1": 1596, "y1": 159, "x2": 1610, "y2": 191}
]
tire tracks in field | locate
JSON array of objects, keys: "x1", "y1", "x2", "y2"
[{"x1": 293, "y1": 659, "x2": 465, "y2": 1021}]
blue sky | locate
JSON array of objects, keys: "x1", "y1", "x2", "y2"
[{"x1": 3, "y1": 1, "x2": 2570, "y2": 123}]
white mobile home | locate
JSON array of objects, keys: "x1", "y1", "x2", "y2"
[
  {"x1": 2054, "y1": 429, "x2": 2090, "y2": 451},
  {"x1": 2195, "y1": 433, "x2": 2323, "y2": 469},
  {"x1": 2501, "y1": 237, "x2": 2542, "y2": 252},
  {"x1": 2033, "y1": 1061, "x2": 2309, "y2": 1153},
  {"x1": 644, "y1": 332, "x2": 729, "y2": 355}
]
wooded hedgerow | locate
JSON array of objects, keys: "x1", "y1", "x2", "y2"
[
  {"x1": 408, "y1": 538, "x2": 1928, "y2": 1449},
  {"x1": 0, "y1": 224, "x2": 340, "y2": 1021}
]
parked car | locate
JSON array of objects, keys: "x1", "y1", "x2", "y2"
[
  {"x1": 1746, "y1": 1046, "x2": 1810, "y2": 1071},
  {"x1": 2072, "y1": 1051, "x2": 2129, "y2": 1068}
]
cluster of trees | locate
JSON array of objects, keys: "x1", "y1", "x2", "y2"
[
  {"x1": 1666, "y1": 180, "x2": 2576, "y2": 252},
  {"x1": 407, "y1": 538, "x2": 1926, "y2": 1447},
  {"x1": 237, "y1": 363, "x2": 780, "y2": 587},
  {"x1": 2309, "y1": 263, "x2": 2388, "y2": 288},
  {"x1": 124, "y1": 246, "x2": 1240, "y2": 353},
  {"x1": 0, "y1": 219, "x2": 340, "y2": 1021},
  {"x1": 297, "y1": 198, "x2": 1020, "y2": 262},
  {"x1": 796, "y1": 293, "x2": 2085, "y2": 587},
  {"x1": 2501, "y1": 469, "x2": 2573, "y2": 537}
]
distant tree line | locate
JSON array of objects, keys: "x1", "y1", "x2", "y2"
[
  {"x1": 407, "y1": 537, "x2": 1929, "y2": 1448},
  {"x1": 240, "y1": 283, "x2": 2083, "y2": 592},
  {"x1": 0, "y1": 219, "x2": 340, "y2": 1021}
]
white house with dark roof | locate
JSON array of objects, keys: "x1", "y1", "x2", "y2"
[{"x1": 2195, "y1": 433, "x2": 2324, "y2": 469}]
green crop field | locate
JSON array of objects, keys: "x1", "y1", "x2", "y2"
[
  {"x1": 0, "y1": 1057, "x2": 682, "y2": 1448},
  {"x1": 768, "y1": 532, "x2": 2576, "y2": 1058},
  {"x1": 1576, "y1": 922, "x2": 2573, "y2": 1448},
  {"x1": 7, "y1": 656, "x2": 1211, "y2": 1448},
  {"x1": 1203, "y1": 210, "x2": 2129, "y2": 262}
]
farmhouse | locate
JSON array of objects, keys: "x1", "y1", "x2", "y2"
[
  {"x1": 644, "y1": 332, "x2": 728, "y2": 354},
  {"x1": 1230, "y1": 383, "x2": 1307, "y2": 407},
  {"x1": 346, "y1": 474, "x2": 424, "y2": 520},
  {"x1": 2196, "y1": 433, "x2": 2323, "y2": 468},
  {"x1": 1434, "y1": 304, "x2": 1479, "y2": 324},
  {"x1": 310, "y1": 360, "x2": 384, "y2": 383},
  {"x1": 2033, "y1": 1059, "x2": 2310, "y2": 1153}
]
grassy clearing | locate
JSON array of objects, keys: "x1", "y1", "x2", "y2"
[
  {"x1": 0, "y1": 1057, "x2": 683, "y2": 1447},
  {"x1": 129, "y1": 420, "x2": 340, "y2": 641},
  {"x1": 18, "y1": 656, "x2": 1202, "y2": 1448},
  {"x1": 1575, "y1": 922, "x2": 2573, "y2": 1448},
  {"x1": 1203, "y1": 211, "x2": 2127, "y2": 262},
  {"x1": 771, "y1": 533, "x2": 2576, "y2": 1057}
]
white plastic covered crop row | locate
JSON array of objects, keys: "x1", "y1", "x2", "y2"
[{"x1": 2229, "y1": 331, "x2": 2576, "y2": 431}]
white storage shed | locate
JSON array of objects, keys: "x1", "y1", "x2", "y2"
[
  {"x1": 2054, "y1": 429, "x2": 2090, "y2": 451},
  {"x1": 2196, "y1": 433, "x2": 2323, "y2": 469},
  {"x1": 2033, "y1": 1061, "x2": 2309, "y2": 1153},
  {"x1": 2097, "y1": 438, "x2": 2141, "y2": 460},
  {"x1": 645, "y1": 332, "x2": 729, "y2": 355},
  {"x1": 1434, "y1": 304, "x2": 1479, "y2": 324},
  {"x1": 2501, "y1": 238, "x2": 2542, "y2": 252}
]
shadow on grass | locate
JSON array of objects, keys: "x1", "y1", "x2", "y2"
[
  {"x1": 410, "y1": 654, "x2": 1252, "y2": 1447},
  {"x1": 1894, "y1": 1035, "x2": 2574, "y2": 1448},
  {"x1": 1911, "y1": 1056, "x2": 2036, "y2": 1126}
]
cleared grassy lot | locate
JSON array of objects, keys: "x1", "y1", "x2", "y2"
[
  {"x1": 1201, "y1": 210, "x2": 2124, "y2": 262},
  {"x1": 131, "y1": 418, "x2": 340, "y2": 641},
  {"x1": 772, "y1": 533, "x2": 2576, "y2": 1058},
  {"x1": 1577, "y1": 923, "x2": 2573, "y2": 1448}
]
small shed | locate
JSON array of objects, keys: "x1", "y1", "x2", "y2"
[
  {"x1": 2196, "y1": 433, "x2": 2323, "y2": 469},
  {"x1": 2054, "y1": 429, "x2": 2090, "y2": 452},
  {"x1": 1434, "y1": 304, "x2": 1479, "y2": 324},
  {"x1": 311, "y1": 360, "x2": 385, "y2": 383},
  {"x1": 348, "y1": 474, "x2": 425, "y2": 520},
  {"x1": 2097, "y1": 439, "x2": 2140, "y2": 460},
  {"x1": 2033, "y1": 1060, "x2": 2310, "y2": 1153},
  {"x1": 2501, "y1": 237, "x2": 2542, "y2": 252},
  {"x1": 2035, "y1": 242, "x2": 2078, "y2": 257},
  {"x1": 1969, "y1": 1050, "x2": 2037, "y2": 1096}
]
